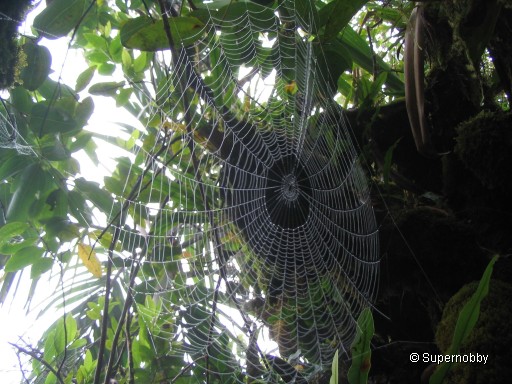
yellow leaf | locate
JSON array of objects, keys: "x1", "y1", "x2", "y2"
[
  {"x1": 78, "y1": 243, "x2": 102, "y2": 278},
  {"x1": 182, "y1": 250, "x2": 192, "y2": 259},
  {"x1": 284, "y1": 80, "x2": 298, "y2": 95}
]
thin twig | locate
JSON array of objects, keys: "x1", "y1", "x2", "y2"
[
  {"x1": 126, "y1": 312, "x2": 135, "y2": 384},
  {"x1": 93, "y1": 224, "x2": 119, "y2": 384},
  {"x1": 10, "y1": 343, "x2": 65, "y2": 384},
  {"x1": 103, "y1": 252, "x2": 142, "y2": 383}
]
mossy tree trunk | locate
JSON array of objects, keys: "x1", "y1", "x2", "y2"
[{"x1": 350, "y1": 1, "x2": 512, "y2": 382}]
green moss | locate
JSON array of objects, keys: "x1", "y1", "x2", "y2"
[
  {"x1": 0, "y1": 0, "x2": 33, "y2": 89},
  {"x1": 436, "y1": 279, "x2": 512, "y2": 384},
  {"x1": 455, "y1": 110, "x2": 512, "y2": 190}
]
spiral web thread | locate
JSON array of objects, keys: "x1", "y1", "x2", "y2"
[{"x1": 106, "y1": 0, "x2": 380, "y2": 381}]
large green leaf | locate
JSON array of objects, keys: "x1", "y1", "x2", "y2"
[
  {"x1": 329, "y1": 349, "x2": 339, "y2": 384},
  {"x1": 339, "y1": 25, "x2": 403, "y2": 92},
  {"x1": 20, "y1": 42, "x2": 52, "y2": 91},
  {"x1": 5, "y1": 163, "x2": 49, "y2": 222},
  {"x1": 75, "y1": 66, "x2": 96, "y2": 92},
  {"x1": 4, "y1": 246, "x2": 45, "y2": 272},
  {"x1": 74, "y1": 178, "x2": 116, "y2": 214},
  {"x1": 120, "y1": 16, "x2": 204, "y2": 51},
  {"x1": 0, "y1": 224, "x2": 38, "y2": 255},
  {"x1": 0, "y1": 154, "x2": 35, "y2": 180},
  {"x1": 319, "y1": 0, "x2": 369, "y2": 41},
  {"x1": 9, "y1": 86, "x2": 34, "y2": 114},
  {"x1": 88, "y1": 81, "x2": 125, "y2": 96},
  {"x1": 33, "y1": 0, "x2": 87, "y2": 39},
  {"x1": 40, "y1": 135, "x2": 71, "y2": 161},
  {"x1": 30, "y1": 103, "x2": 78, "y2": 136},
  {"x1": 37, "y1": 78, "x2": 77, "y2": 101},
  {"x1": 216, "y1": 2, "x2": 277, "y2": 31},
  {"x1": 348, "y1": 308, "x2": 374, "y2": 384},
  {"x1": 430, "y1": 255, "x2": 498, "y2": 384}
]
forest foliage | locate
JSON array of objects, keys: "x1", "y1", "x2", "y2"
[{"x1": 1, "y1": 0, "x2": 511, "y2": 383}]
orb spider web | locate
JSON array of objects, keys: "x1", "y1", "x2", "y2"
[{"x1": 102, "y1": 0, "x2": 380, "y2": 382}]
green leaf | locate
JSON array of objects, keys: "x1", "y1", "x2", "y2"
[
  {"x1": 98, "y1": 62, "x2": 116, "y2": 75},
  {"x1": 37, "y1": 78, "x2": 77, "y2": 101},
  {"x1": 67, "y1": 190, "x2": 92, "y2": 226},
  {"x1": 69, "y1": 131, "x2": 93, "y2": 152},
  {"x1": 339, "y1": 26, "x2": 403, "y2": 92},
  {"x1": 65, "y1": 314, "x2": 78, "y2": 341},
  {"x1": 348, "y1": 308, "x2": 374, "y2": 384},
  {"x1": 53, "y1": 319, "x2": 67, "y2": 355},
  {"x1": 215, "y1": 2, "x2": 277, "y2": 31},
  {"x1": 85, "y1": 49, "x2": 110, "y2": 64},
  {"x1": 40, "y1": 135, "x2": 71, "y2": 161},
  {"x1": 120, "y1": 16, "x2": 205, "y2": 51},
  {"x1": 74, "y1": 178, "x2": 115, "y2": 214},
  {"x1": 108, "y1": 35, "x2": 123, "y2": 62},
  {"x1": 429, "y1": 255, "x2": 498, "y2": 384},
  {"x1": 122, "y1": 48, "x2": 132, "y2": 68},
  {"x1": 46, "y1": 188, "x2": 68, "y2": 219},
  {"x1": 133, "y1": 52, "x2": 148, "y2": 72},
  {"x1": 88, "y1": 81, "x2": 125, "y2": 96},
  {"x1": 315, "y1": 43, "x2": 353, "y2": 98},
  {"x1": 75, "y1": 66, "x2": 96, "y2": 92},
  {"x1": 75, "y1": 96, "x2": 95, "y2": 126},
  {"x1": 330, "y1": 349, "x2": 339, "y2": 384},
  {"x1": 43, "y1": 215, "x2": 81, "y2": 240},
  {"x1": 10, "y1": 86, "x2": 33, "y2": 114},
  {"x1": 319, "y1": 0, "x2": 369, "y2": 41},
  {"x1": 30, "y1": 257, "x2": 54, "y2": 279},
  {"x1": 116, "y1": 87, "x2": 132, "y2": 107},
  {"x1": 68, "y1": 338, "x2": 87, "y2": 350},
  {"x1": 33, "y1": 0, "x2": 87, "y2": 40},
  {"x1": 44, "y1": 372, "x2": 57, "y2": 384},
  {"x1": 0, "y1": 222, "x2": 31, "y2": 248},
  {"x1": 20, "y1": 42, "x2": 52, "y2": 91},
  {"x1": 6, "y1": 163, "x2": 49, "y2": 222},
  {"x1": 383, "y1": 138, "x2": 401, "y2": 188},
  {"x1": 30, "y1": 103, "x2": 78, "y2": 136},
  {"x1": 0, "y1": 154, "x2": 35, "y2": 180},
  {"x1": 5, "y1": 246, "x2": 45, "y2": 272},
  {"x1": 83, "y1": 32, "x2": 107, "y2": 49}
]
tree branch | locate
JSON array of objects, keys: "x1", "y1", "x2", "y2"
[{"x1": 10, "y1": 343, "x2": 65, "y2": 384}]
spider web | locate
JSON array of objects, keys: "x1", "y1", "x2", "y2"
[
  {"x1": 0, "y1": 100, "x2": 35, "y2": 156},
  {"x1": 102, "y1": 0, "x2": 379, "y2": 381}
]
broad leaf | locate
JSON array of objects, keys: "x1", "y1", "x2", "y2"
[
  {"x1": 75, "y1": 66, "x2": 96, "y2": 92},
  {"x1": 20, "y1": 41, "x2": 52, "y2": 91},
  {"x1": 5, "y1": 163, "x2": 49, "y2": 221},
  {"x1": 33, "y1": 0, "x2": 87, "y2": 39},
  {"x1": 339, "y1": 25, "x2": 403, "y2": 92},
  {"x1": 88, "y1": 81, "x2": 125, "y2": 96},
  {"x1": 78, "y1": 243, "x2": 102, "y2": 278},
  {"x1": 30, "y1": 103, "x2": 78, "y2": 136},
  {"x1": 430, "y1": 255, "x2": 498, "y2": 384},
  {"x1": 348, "y1": 308, "x2": 374, "y2": 384},
  {"x1": 4, "y1": 246, "x2": 45, "y2": 272},
  {"x1": 120, "y1": 16, "x2": 204, "y2": 51},
  {"x1": 319, "y1": 0, "x2": 369, "y2": 41},
  {"x1": 330, "y1": 349, "x2": 339, "y2": 384}
]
